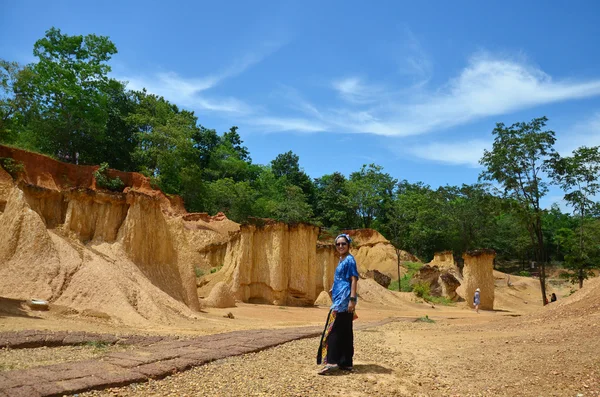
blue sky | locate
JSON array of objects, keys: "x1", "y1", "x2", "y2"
[{"x1": 2, "y1": 1, "x2": 600, "y2": 209}]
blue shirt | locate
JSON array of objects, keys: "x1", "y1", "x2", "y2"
[{"x1": 331, "y1": 254, "x2": 359, "y2": 312}]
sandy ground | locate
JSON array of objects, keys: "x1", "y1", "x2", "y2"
[
  {"x1": 77, "y1": 314, "x2": 600, "y2": 396},
  {"x1": 4, "y1": 294, "x2": 599, "y2": 396},
  {"x1": 1, "y1": 276, "x2": 597, "y2": 397},
  {"x1": 74, "y1": 307, "x2": 599, "y2": 397}
]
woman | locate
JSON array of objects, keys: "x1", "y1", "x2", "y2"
[
  {"x1": 474, "y1": 287, "x2": 481, "y2": 313},
  {"x1": 317, "y1": 233, "x2": 359, "y2": 375}
]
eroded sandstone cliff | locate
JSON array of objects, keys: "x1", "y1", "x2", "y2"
[
  {"x1": 425, "y1": 251, "x2": 463, "y2": 301},
  {"x1": 0, "y1": 145, "x2": 221, "y2": 324},
  {"x1": 459, "y1": 249, "x2": 496, "y2": 310},
  {"x1": 1, "y1": 146, "x2": 419, "y2": 319},
  {"x1": 198, "y1": 227, "x2": 420, "y2": 306},
  {"x1": 199, "y1": 222, "x2": 336, "y2": 306},
  {"x1": 343, "y1": 229, "x2": 420, "y2": 278}
]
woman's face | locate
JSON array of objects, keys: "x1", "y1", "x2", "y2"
[{"x1": 335, "y1": 238, "x2": 349, "y2": 255}]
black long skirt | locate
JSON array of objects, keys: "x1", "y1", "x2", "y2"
[{"x1": 316, "y1": 310, "x2": 354, "y2": 367}]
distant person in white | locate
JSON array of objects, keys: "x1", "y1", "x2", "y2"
[{"x1": 473, "y1": 288, "x2": 481, "y2": 313}]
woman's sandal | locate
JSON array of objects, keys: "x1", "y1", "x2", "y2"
[{"x1": 317, "y1": 364, "x2": 338, "y2": 375}]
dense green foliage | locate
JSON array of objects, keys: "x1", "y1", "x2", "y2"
[
  {"x1": 0, "y1": 157, "x2": 25, "y2": 178},
  {"x1": 480, "y1": 117, "x2": 558, "y2": 302},
  {"x1": 93, "y1": 162, "x2": 124, "y2": 192},
  {"x1": 548, "y1": 147, "x2": 600, "y2": 287},
  {"x1": 388, "y1": 261, "x2": 423, "y2": 292},
  {"x1": 2, "y1": 28, "x2": 600, "y2": 291}
]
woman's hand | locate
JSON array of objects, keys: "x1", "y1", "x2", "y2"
[{"x1": 348, "y1": 300, "x2": 356, "y2": 312}]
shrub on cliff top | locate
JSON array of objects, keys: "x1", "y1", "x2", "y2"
[
  {"x1": 0, "y1": 157, "x2": 24, "y2": 178},
  {"x1": 94, "y1": 162, "x2": 124, "y2": 192}
]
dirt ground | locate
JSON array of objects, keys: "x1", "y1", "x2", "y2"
[
  {"x1": 80, "y1": 314, "x2": 600, "y2": 397},
  {"x1": 2, "y1": 275, "x2": 598, "y2": 397}
]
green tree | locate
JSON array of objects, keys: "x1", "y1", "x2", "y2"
[
  {"x1": 348, "y1": 164, "x2": 396, "y2": 229},
  {"x1": 549, "y1": 146, "x2": 600, "y2": 287},
  {"x1": 179, "y1": 164, "x2": 206, "y2": 212},
  {"x1": 314, "y1": 172, "x2": 357, "y2": 230},
  {"x1": 192, "y1": 126, "x2": 220, "y2": 168},
  {"x1": 271, "y1": 150, "x2": 314, "y2": 192},
  {"x1": 188, "y1": 125, "x2": 260, "y2": 216},
  {"x1": 270, "y1": 150, "x2": 316, "y2": 216},
  {"x1": 390, "y1": 180, "x2": 452, "y2": 261},
  {"x1": 439, "y1": 183, "x2": 501, "y2": 254},
  {"x1": 273, "y1": 185, "x2": 314, "y2": 224},
  {"x1": 492, "y1": 210, "x2": 533, "y2": 265},
  {"x1": 29, "y1": 27, "x2": 118, "y2": 163},
  {"x1": 0, "y1": 60, "x2": 37, "y2": 145},
  {"x1": 221, "y1": 126, "x2": 250, "y2": 163},
  {"x1": 250, "y1": 166, "x2": 281, "y2": 218},
  {"x1": 543, "y1": 204, "x2": 577, "y2": 262},
  {"x1": 553, "y1": 221, "x2": 600, "y2": 285},
  {"x1": 385, "y1": 197, "x2": 410, "y2": 291},
  {"x1": 479, "y1": 116, "x2": 556, "y2": 304},
  {"x1": 95, "y1": 79, "x2": 138, "y2": 170},
  {"x1": 271, "y1": 150, "x2": 301, "y2": 180},
  {"x1": 204, "y1": 140, "x2": 256, "y2": 182},
  {"x1": 0, "y1": 60, "x2": 20, "y2": 134},
  {"x1": 191, "y1": 125, "x2": 257, "y2": 185},
  {"x1": 128, "y1": 90, "x2": 199, "y2": 195},
  {"x1": 205, "y1": 178, "x2": 256, "y2": 222}
]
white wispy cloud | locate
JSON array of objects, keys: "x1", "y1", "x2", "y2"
[
  {"x1": 266, "y1": 52, "x2": 600, "y2": 138},
  {"x1": 375, "y1": 54, "x2": 600, "y2": 136},
  {"x1": 116, "y1": 40, "x2": 600, "y2": 141},
  {"x1": 406, "y1": 139, "x2": 490, "y2": 167},
  {"x1": 251, "y1": 117, "x2": 329, "y2": 133},
  {"x1": 332, "y1": 77, "x2": 384, "y2": 104},
  {"x1": 121, "y1": 72, "x2": 253, "y2": 114},
  {"x1": 398, "y1": 26, "x2": 433, "y2": 82},
  {"x1": 123, "y1": 72, "x2": 217, "y2": 99},
  {"x1": 556, "y1": 112, "x2": 600, "y2": 155},
  {"x1": 115, "y1": 42, "x2": 284, "y2": 115},
  {"x1": 275, "y1": 86, "x2": 325, "y2": 119}
]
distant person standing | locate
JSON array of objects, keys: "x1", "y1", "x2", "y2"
[
  {"x1": 317, "y1": 233, "x2": 359, "y2": 375},
  {"x1": 473, "y1": 288, "x2": 481, "y2": 313},
  {"x1": 551, "y1": 293, "x2": 557, "y2": 302}
]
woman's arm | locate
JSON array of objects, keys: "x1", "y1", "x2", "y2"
[{"x1": 348, "y1": 276, "x2": 358, "y2": 312}]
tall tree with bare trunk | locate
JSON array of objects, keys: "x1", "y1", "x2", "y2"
[{"x1": 480, "y1": 116, "x2": 556, "y2": 305}]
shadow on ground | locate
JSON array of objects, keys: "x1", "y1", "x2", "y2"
[
  {"x1": 320, "y1": 364, "x2": 393, "y2": 376},
  {"x1": 0, "y1": 297, "x2": 41, "y2": 319},
  {"x1": 354, "y1": 364, "x2": 393, "y2": 374}
]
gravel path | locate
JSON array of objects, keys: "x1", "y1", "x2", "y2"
[
  {"x1": 0, "y1": 343, "x2": 132, "y2": 372},
  {"x1": 80, "y1": 316, "x2": 600, "y2": 397},
  {"x1": 2, "y1": 313, "x2": 598, "y2": 396},
  {"x1": 83, "y1": 323, "x2": 419, "y2": 397}
]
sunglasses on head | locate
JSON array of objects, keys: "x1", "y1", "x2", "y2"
[{"x1": 336, "y1": 242, "x2": 348, "y2": 247}]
